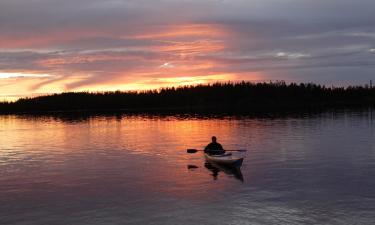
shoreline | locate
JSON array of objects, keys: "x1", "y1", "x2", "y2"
[{"x1": 1, "y1": 82, "x2": 374, "y2": 114}]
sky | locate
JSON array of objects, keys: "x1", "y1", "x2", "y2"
[{"x1": 1, "y1": 0, "x2": 375, "y2": 100}]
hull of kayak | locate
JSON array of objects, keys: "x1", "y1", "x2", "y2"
[{"x1": 204, "y1": 153, "x2": 244, "y2": 168}]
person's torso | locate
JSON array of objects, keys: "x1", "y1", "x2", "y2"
[{"x1": 206, "y1": 142, "x2": 223, "y2": 150}]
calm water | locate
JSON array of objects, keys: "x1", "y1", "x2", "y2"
[{"x1": 1, "y1": 111, "x2": 375, "y2": 225}]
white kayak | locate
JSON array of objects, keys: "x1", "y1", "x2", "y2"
[{"x1": 204, "y1": 153, "x2": 244, "y2": 167}]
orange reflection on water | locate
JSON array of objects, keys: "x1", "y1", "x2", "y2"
[
  {"x1": 1, "y1": 115, "x2": 255, "y2": 199},
  {"x1": 107, "y1": 117, "x2": 249, "y2": 199}
]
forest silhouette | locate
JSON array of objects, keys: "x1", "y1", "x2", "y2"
[{"x1": 0, "y1": 81, "x2": 374, "y2": 113}]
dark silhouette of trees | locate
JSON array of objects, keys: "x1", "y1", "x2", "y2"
[{"x1": 0, "y1": 81, "x2": 374, "y2": 113}]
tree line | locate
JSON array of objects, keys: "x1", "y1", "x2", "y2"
[{"x1": 0, "y1": 81, "x2": 374, "y2": 113}]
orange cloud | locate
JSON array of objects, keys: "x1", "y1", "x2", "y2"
[
  {"x1": 0, "y1": 23, "x2": 267, "y2": 100},
  {"x1": 133, "y1": 24, "x2": 227, "y2": 39}
]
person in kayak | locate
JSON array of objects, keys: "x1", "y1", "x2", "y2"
[{"x1": 204, "y1": 136, "x2": 225, "y2": 155}]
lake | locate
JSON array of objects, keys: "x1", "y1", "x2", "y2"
[{"x1": 1, "y1": 110, "x2": 374, "y2": 225}]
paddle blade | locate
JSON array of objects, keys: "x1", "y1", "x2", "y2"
[{"x1": 187, "y1": 149, "x2": 198, "y2": 153}]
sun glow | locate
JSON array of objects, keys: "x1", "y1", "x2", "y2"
[
  {"x1": 155, "y1": 74, "x2": 236, "y2": 86},
  {"x1": 70, "y1": 74, "x2": 238, "y2": 93}
]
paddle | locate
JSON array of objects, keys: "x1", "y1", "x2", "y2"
[{"x1": 187, "y1": 149, "x2": 247, "y2": 153}]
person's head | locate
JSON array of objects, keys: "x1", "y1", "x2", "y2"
[{"x1": 211, "y1": 136, "x2": 217, "y2": 143}]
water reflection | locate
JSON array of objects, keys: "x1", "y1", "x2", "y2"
[
  {"x1": 204, "y1": 162, "x2": 244, "y2": 182},
  {"x1": 0, "y1": 109, "x2": 375, "y2": 225},
  {"x1": 187, "y1": 162, "x2": 244, "y2": 182}
]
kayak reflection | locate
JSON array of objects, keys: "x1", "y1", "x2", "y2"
[
  {"x1": 187, "y1": 164, "x2": 199, "y2": 170},
  {"x1": 187, "y1": 163, "x2": 244, "y2": 182},
  {"x1": 204, "y1": 161, "x2": 244, "y2": 182}
]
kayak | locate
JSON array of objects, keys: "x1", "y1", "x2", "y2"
[{"x1": 204, "y1": 153, "x2": 244, "y2": 168}]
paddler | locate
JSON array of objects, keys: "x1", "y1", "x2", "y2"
[{"x1": 204, "y1": 136, "x2": 225, "y2": 155}]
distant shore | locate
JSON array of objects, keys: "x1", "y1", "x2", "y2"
[{"x1": 1, "y1": 81, "x2": 374, "y2": 114}]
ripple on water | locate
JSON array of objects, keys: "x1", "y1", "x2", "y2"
[{"x1": 0, "y1": 111, "x2": 375, "y2": 224}]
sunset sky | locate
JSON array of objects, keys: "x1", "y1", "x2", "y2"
[{"x1": 1, "y1": 0, "x2": 375, "y2": 100}]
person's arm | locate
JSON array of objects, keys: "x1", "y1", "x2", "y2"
[{"x1": 204, "y1": 143, "x2": 211, "y2": 153}]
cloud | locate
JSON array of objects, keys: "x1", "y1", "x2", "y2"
[
  {"x1": 159, "y1": 62, "x2": 175, "y2": 68},
  {"x1": 274, "y1": 52, "x2": 311, "y2": 59},
  {"x1": 1, "y1": 0, "x2": 375, "y2": 98},
  {"x1": 0, "y1": 72, "x2": 51, "y2": 79}
]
